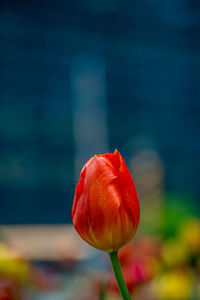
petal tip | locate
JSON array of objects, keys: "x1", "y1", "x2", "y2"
[
  {"x1": 114, "y1": 149, "x2": 121, "y2": 157},
  {"x1": 114, "y1": 149, "x2": 122, "y2": 160}
]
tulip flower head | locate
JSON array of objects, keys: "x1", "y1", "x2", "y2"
[{"x1": 72, "y1": 150, "x2": 140, "y2": 252}]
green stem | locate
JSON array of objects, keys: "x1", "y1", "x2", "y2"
[{"x1": 109, "y1": 251, "x2": 132, "y2": 300}]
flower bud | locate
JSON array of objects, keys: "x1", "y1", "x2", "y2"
[{"x1": 72, "y1": 150, "x2": 140, "y2": 252}]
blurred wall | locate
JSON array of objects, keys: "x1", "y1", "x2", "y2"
[{"x1": 0, "y1": 0, "x2": 199, "y2": 224}]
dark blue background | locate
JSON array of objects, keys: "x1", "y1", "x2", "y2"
[{"x1": 0, "y1": 0, "x2": 199, "y2": 224}]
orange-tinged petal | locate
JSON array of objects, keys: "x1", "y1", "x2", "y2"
[{"x1": 72, "y1": 150, "x2": 140, "y2": 252}]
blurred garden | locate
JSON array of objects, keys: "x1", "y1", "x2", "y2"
[
  {"x1": 0, "y1": 198, "x2": 200, "y2": 299},
  {"x1": 0, "y1": 0, "x2": 199, "y2": 299}
]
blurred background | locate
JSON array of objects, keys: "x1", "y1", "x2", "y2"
[{"x1": 0, "y1": 0, "x2": 200, "y2": 299}]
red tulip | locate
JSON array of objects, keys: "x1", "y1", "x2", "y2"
[{"x1": 72, "y1": 150, "x2": 140, "y2": 252}]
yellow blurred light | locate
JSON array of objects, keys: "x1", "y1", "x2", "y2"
[
  {"x1": 179, "y1": 219, "x2": 200, "y2": 255},
  {"x1": 151, "y1": 270, "x2": 194, "y2": 300},
  {"x1": 162, "y1": 237, "x2": 189, "y2": 267},
  {"x1": 0, "y1": 243, "x2": 30, "y2": 284}
]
